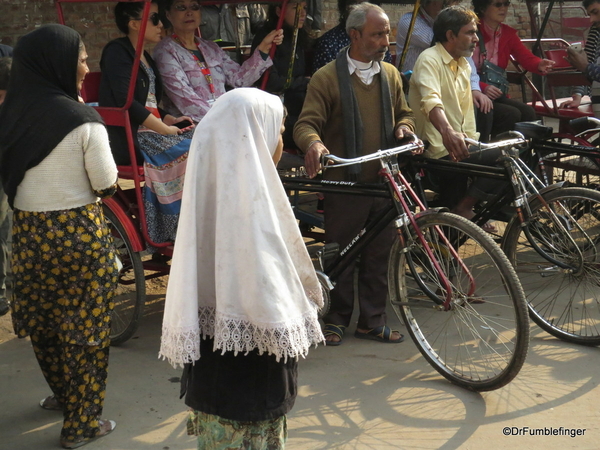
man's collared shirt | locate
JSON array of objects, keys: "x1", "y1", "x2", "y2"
[
  {"x1": 347, "y1": 51, "x2": 381, "y2": 85},
  {"x1": 408, "y1": 42, "x2": 478, "y2": 159}
]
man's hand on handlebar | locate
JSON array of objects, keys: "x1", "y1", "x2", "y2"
[
  {"x1": 395, "y1": 126, "x2": 424, "y2": 154},
  {"x1": 442, "y1": 128, "x2": 469, "y2": 161},
  {"x1": 305, "y1": 140, "x2": 329, "y2": 178}
]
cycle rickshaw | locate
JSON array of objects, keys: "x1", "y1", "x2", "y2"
[{"x1": 56, "y1": 0, "x2": 295, "y2": 344}]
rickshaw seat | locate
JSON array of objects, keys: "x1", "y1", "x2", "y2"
[{"x1": 529, "y1": 98, "x2": 594, "y2": 119}]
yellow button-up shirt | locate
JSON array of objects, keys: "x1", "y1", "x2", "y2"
[{"x1": 409, "y1": 42, "x2": 479, "y2": 159}]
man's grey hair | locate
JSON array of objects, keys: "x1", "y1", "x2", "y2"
[{"x1": 346, "y1": 2, "x2": 387, "y2": 34}]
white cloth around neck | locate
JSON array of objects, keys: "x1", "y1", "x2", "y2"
[{"x1": 159, "y1": 88, "x2": 324, "y2": 368}]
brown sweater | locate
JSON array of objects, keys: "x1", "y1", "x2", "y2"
[{"x1": 294, "y1": 60, "x2": 415, "y2": 182}]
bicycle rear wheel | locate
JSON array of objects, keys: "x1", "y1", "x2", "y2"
[
  {"x1": 102, "y1": 205, "x2": 146, "y2": 345},
  {"x1": 503, "y1": 187, "x2": 600, "y2": 345},
  {"x1": 388, "y1": 212, "x2": 529, "y2": 391}
]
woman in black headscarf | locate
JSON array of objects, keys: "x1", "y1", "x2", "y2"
[{"x1": 0, "y1": 24, "x2": 118, "y2": 449}]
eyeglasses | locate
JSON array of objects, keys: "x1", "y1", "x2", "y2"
[
  {"x1": 491, "y1": 1, "x2": 510, "y2": 7},
  {"x1": 173, "y1": 3, "x2": 201, "y2": 12},
  {"x1": 133, "y1": 12, "x2": 161, "y2": 26}
]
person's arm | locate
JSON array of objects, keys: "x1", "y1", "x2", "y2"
[
  {"x1": 506, "y1": 26, "x2": 554, "y2": 74},
  {"x1": 413, "y1": 54, "x2": 469, "y2": 160},
  {"x1": 213, "y1": 31, "x2": 280, "y2": 88},
  {"x1": 389, "y1": 67, "x2": 423, "y2": 152},
  {"x1": 467, "y1": 56, "x2": 493, "y2": 113},
  {"x1": 100, "y1": 42, "x2": 152, "y2": 126},
  {"x1": 293, "y1": 72, "x2": 332, "y2": 177},
  {"x1": 563, "y1": 36, "x2": 596, "y2": 108},
  {"x1": 140, "y1": 113, "x2": 184, "y2": 135},
  {"x1": 389, "y1": 66, "x2": 416, "y2": 134},
  {"x1": 251, "y1": 27, "x2": 288, "y2": 93},
  {"x1": 428, "y1": 107, "x2": 469, "y2": 161},
  {"x1": 153, "y1": 39, "x2": 213, "y2": 122},
  {"x1": 82, "y1": 123, "x2": 119, "y2": 197}
]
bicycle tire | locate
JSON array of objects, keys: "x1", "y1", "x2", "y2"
[
  {"x1": 503, "y1": 187, "x2": 600, "y2": 345},
  {"x1": 102, "y1": 205, "x2": 146, "y2": 345},
  {"x1": 388, "y1": 212, "x2": 529, "y2": 391}
]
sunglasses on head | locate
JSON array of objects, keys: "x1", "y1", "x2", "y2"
[
  {"x1": 134, "y1": 12, "x2": 161, "y2": 26},
  {"x1": 173, "y1": 3, "x2": 201, "y2": 11},
  {"x1": 491, "y1": 1, "x2": 510, "y2": 7}
]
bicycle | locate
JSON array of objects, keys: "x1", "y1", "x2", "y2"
[
  {"x1": 406, "y1": 126, "x2": 600, "y2": 346},
  {"x1": 282, "y1": 137, "x2": 529, "y2": 391}
]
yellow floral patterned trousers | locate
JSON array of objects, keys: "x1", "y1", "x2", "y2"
[{"x1": 31, "y1": 331, "x2": 110, "y2": 443}]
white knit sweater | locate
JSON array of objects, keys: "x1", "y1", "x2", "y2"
[{"x1": 14, "y1": 122, "x2": 118, "y2": 212}]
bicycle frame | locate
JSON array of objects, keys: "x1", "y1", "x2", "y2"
[
  {"x1": 408, "y1": 135, "x2": 591, "y2": 273},
  {"x1": 283, "y1": 140, "x2": 478, "y2": 309}
]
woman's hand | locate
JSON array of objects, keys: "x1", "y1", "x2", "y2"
[
  {"x1": 164, "y1": 125, "x2": 182, "y2": 135},
  {"x1": 164, "y1": 114, "x2": 194, "y2": 127},
  {"x1": 257, "y1": 29, "x2": 284, "y2": 54},
  {"x1": 538, "y1": 58, "x2": 555, "y2": 75},
  {"x1": 483, "y1": 85, "x2": 503, "y2": 100},
  {"x1": 560, "y1": 94, "x2": 582, "y2": 109}
]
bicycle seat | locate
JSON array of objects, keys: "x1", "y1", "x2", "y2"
[{"x1": 514, "y1": 121, "x2": 553, "y2": 140}]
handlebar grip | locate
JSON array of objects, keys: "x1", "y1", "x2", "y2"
[{"x1": 569, "y1": 117, "x2": 593, "y2": 129}]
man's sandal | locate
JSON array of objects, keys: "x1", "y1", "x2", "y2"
[
  {"x1": 323, "y1": 324, "x2": 346, "y2": 346},
  {"x1": 354, "y1": 325, "x2": 405, "y2": 343},
  {"x1": 60, "y1": 419, "x2": 116, "y2": 449},
  {"x1": 40, "y1": 395, "x2": 63, "y2": 411}
]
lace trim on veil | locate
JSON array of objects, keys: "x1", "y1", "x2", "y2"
[{"x1": 160, "y1": 303, "x2": 324, "y2": 368}]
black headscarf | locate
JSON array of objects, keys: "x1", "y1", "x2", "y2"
[{"x1": 0, "y1": 24, "x2": 103, "y2": 208}]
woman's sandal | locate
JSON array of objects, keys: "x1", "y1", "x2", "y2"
[
  {"x1": 354, "y1": 325, "x2": 405, "y2": 344},
  {"x1": 60, "y1": 419, "x2": 116, "y2": 449},
  {"x1": 323, "y1": 324, "x2": 346, "y2": 346},
  {"x1": 39, "y1": 395, "x2": 63, "y2": 411}
]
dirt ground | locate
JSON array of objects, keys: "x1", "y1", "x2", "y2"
[{"x1": 3, "y1": 273, "x2": 600, "y2": 450}]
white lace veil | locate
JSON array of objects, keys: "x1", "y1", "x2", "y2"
[{"x1": 159, "y1": 88, "x2": 324, "y2": 368}]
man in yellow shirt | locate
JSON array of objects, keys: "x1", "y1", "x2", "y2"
[{"x1": 409, "y1": 5, "x2": 499, "y2": 232}]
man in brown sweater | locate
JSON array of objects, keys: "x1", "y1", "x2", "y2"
[{"x1": 294, "y1": 2, "x2": 417, "y2": 345}]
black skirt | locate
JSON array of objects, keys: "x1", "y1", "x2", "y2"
[{"x1": 181, "y1": 336, "x2": 298, "y2": 422}]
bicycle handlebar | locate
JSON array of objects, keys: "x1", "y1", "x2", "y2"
[
  {"x1": 322, "y1": 135, "x2": 422, "y2": 169},
  {"x1": 464, "y1": 132, "x2": 527, "y2": 151}
]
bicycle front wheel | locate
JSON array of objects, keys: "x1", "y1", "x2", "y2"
[
  {"x1": 388, "y1": 212, "x2": 529, "y2": 391},
  {"x1": 503, "y1": 187, "x2": 600, "y2": 345}
]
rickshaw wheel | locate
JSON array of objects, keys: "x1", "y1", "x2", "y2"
[
  {"x1": 544, "y1": 134, "x2": 600, "y2": 188},
  {"x1": 103, "y1": 205, "x2": 146, "y2": 345}
]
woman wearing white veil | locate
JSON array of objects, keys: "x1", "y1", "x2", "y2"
[{"x1": 160, "y1": 88, "x2": 324, "y2": 448}]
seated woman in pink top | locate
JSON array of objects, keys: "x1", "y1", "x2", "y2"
[
  {"x1": 153, "y1": 0, "x2": 283, "y2": 123},
  {"x1": 471, "y1": 0, "x2": 555, "y2": 140}
]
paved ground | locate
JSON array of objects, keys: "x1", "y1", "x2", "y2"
[{"x1": 2, "y1": 286, "x2": 600, "y2": 450}]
